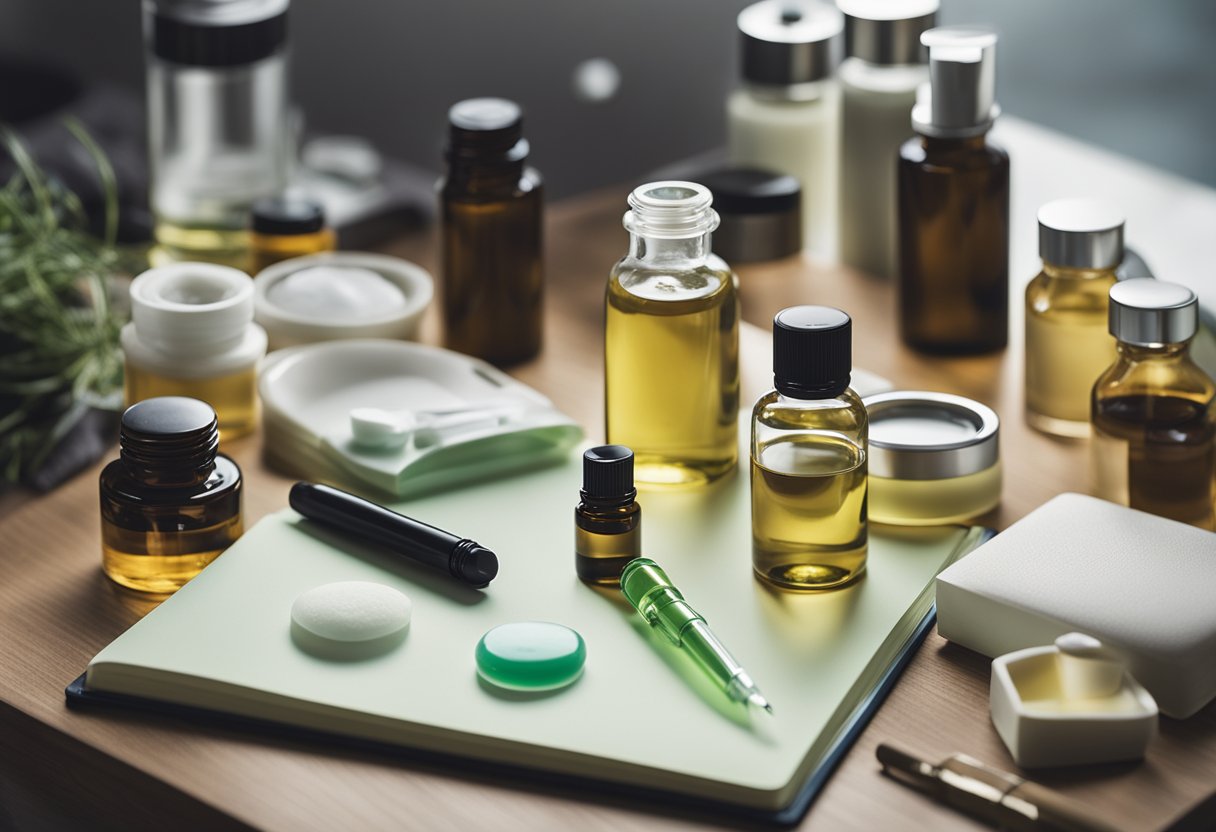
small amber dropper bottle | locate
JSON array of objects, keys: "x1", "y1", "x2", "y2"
[
  {"x1": 575, "y1": 445, "x2": 641, "y2": 586},
  {"x1": 248, "y1": 195, "x2": 337, "y2": 274}
]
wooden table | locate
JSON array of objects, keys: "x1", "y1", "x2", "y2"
[{"x1": 2, "y1": 118, "x2": 1215, "y2": 831}]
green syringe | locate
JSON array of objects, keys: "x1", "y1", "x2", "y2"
[{"x1": 620, "y1": 557, "x2": 774, "y2": 715}]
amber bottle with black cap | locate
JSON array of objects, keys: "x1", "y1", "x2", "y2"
[
  {"x1": 248, "y1": 195, "x2": 336, "y2": 273},
  {"x1": 440, "y1": 97, "x2": 544, "y2": 365},
  {"x1": 750, "y1": 306, "x2": 868, "y2": 591},
  {"x1": 575, "y1": 445, "x2": 641, "y2": 586},
  {"x1": 100, "y1": 396, "x2": 243, "y2": 594}
]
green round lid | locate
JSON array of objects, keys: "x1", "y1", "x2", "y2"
[{"x1": 475, "y1": 622, "x2": 586, "y2": 692}]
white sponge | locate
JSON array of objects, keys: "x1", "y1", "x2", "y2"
[{"x1": 291, "y1": 581, "x2": 412, "y2": 643}]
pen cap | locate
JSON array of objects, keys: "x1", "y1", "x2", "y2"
[
  {"x1": 619, "y1": 558, "x2": 698, "y2": 643},
  {"x1": 582, "y1": 445, "x2": 636, "y2": 501},
  {"x1": 773, "y1": 305, "x2": 852, "y2": 399}
]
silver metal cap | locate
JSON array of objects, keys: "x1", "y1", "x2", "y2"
[
  {"x1": 838, "y1": 0, "x2": 938, "y2": 66},
  {"x1": 1038, "y1": 198, "x2": 1124, "y2": 270},
  {"x1": 739, "y1": 0, "x2": 844, "y2": 91},
  {"x1": 863, "y1": 391, "x2": 999, "y2": 480},
  {"x1": 1109, "y1": 278, "x2": 1198, "y2": 346},
  {"x1": 911, "y1": 27, "x2": 999, "y2": 138}
]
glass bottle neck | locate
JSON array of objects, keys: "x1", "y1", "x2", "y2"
[
  {"x1": 1042, "y1": 263, "x2": 1119, "y2": 281},
  {"x1": 919, "y1": 134, "x2": 987, "y2": 152},
  {"x1": 1117, "y1": 341, "x2": 1191, "y2": 362},
  {"x1": 628, "y1": 232, "x2": 711, "y2": 264},
  {"x1": 445, "y1": 160, "x2": 524, "y2": 193}
]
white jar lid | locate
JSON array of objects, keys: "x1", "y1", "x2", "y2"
[{"x1": 130, "y1": 262, "x2": 254, "y2": 356}]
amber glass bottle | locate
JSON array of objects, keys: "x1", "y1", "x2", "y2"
[
  {"x1": 897, "y1": 27, "x2": 1009, "y2": 354},
  {"x1": 575, "y1": 445, "x2": 641, "y2": 586},
  {"x1": 100, "y1": 397, "x2": 244, "y2": 593},
  {"x1": 1092, "y1": 279, "x2": 1215, "y2": 530},
  {"x1": 248, "y1": 195, "x2": 336, "y2": 274},
  {"x1": 440, "y1": 98, "x2": 543, "y2": 366}
]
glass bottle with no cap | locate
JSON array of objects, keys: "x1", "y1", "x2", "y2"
[
  {"x1": 605, "y1": 181, "x2": 740, "y2": 489},
  {"x1": 751, "y1": 306, "x2": 868, "y2": 591},
  {"x1": 1025, "y1": 199, "x2": 1123, "y2": 437}
]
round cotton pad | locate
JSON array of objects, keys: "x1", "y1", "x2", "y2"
[
  {"x1": 291, "y1": 581, "x2": 412, "y2": 642},
  {"x1": 475, "y1": 622, "x2": 586, "y2": 692}
]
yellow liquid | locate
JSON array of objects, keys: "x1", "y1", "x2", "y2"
[
  {"x1": 751, "y1": 434, "x2": 868, "y2": 590},
  {"x1": 249, "y1": 228, "x2": 337, "y2": 274},
  {"x1": 868, "y1": 463, "x2": 1001, "y2": 526},
  {"x1": 125, "y1": 364, "x2": 258, "y2": 442},
  {"x1": 605, "y1": 265, "x2": 739, "y2": 488},
  {"x1": 102, "y1": 516, "x2": 242, "y2": 594},
  {"x1": 1024, "y1": 267, "x2": 1117, "y2": 437},
  {"x1": 152, "y1": 221, "x2": 252, "y2": 270}
]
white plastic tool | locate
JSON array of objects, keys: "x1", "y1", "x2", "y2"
[{"x1": 349, "y1": 405, "x2": 524, "y2": 450}]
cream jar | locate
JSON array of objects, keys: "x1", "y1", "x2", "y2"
[{"x1": 863, "y1": 391, "x2": 1000, "y2": 525}]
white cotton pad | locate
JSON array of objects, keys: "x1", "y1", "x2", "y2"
[{"x1": 290, "y1": 581, "x2": 413, "y2": 642}]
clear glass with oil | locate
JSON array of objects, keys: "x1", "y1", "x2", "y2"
[
  {"x1": 1092, "y1": 279, "x2": 1215, "y2": 530},
  {"x1": 751, "y1": 306, "x2": 867, "y2": 590},
  {"x1": 100, "y1": 397, "x2": 243, "y2": 594},
  {"x1": 122, "y1": 263, "x2": 267, "y2": 442},
  {"x1": 605, "y1": 181, "x2": 740, "y2": 488},
  {"x1": 575, "y1": 445, "x2": 641, "y2": 586},
  {"x1": 1025, "y1": 199, "x2": 1123, "y2": 437},
  {"x1": 145, "y1": 0, "x2": 290, "y2": 266}
]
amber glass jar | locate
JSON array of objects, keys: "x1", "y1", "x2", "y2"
[
  {"x1": 248, "y1": 196, "x2": 336, "y2": 273},
  {"x1": 100, "y1": 397, "x2": 243, "y2": 593}
]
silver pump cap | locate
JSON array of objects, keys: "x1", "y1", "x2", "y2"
[
  {"x1": 1108, "y1": 278, "x2": 1198, "y2": 346},
  {"x1": 911, "y1": 26, "x2": 999, "y2": 138},
  {"x1": 1038, "y1": 198, "x2": 1125, "y2": 270},
  {"x1": 838, "y1": 0, "x2": 939, "y2": 66},
  {"x1": 863, "y1": 391, "x2": 999, "y2": 480},
  {"x1": 738, "y1": 0, "x2": 844, "y2": 93}
]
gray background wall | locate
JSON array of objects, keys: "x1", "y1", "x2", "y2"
[{"x1": 1, "y1": 0, "x2": 1213, "y2": 199}]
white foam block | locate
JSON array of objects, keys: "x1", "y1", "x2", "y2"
[{"x1": 936, "y1": 493, "x2": 1216, "y2": 718}]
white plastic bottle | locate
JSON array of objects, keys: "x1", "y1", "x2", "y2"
[
  {"x1": 727, "y1": 0, "x2": 843, "y2": 258},
  {"x1": 837, "y1": 0, "x2": 937, "y2": 279}
]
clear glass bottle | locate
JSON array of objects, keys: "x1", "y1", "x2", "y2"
[
  {"x1": 727, "y1": 0, "x2": 843, "y2": 257},
  {"x1": 897, "y1": 27, "x2": 1009, "y2": 354},
  {"x1": 575, "y1": 445, "x2": 641, "y2": 586},
  {"x1": 751, "y1": 306, "x2": 867, "y2": 590},
  {"x1": 1092, "y1": 279, "x2": 1215, "y2": 530},
  {"x1": 122, "y1": 263, "x2": 268, "y2": 442},
  {"x1": 1025, "y1": 199, "x2": 1123, "y2": 437},
  {"x1": 248, "y1": 195, "x2": 336, "y2": 274},
  {"x1": 605, "y1": 181, "x2": 740, "y2": 488},
  {"x1": 440, "y1": 98, "x2": 544, "y2": 366},
  {"x1": 837, "y1": 0, "x2": 937, "y2": 279},
  {"x1": 145, "y1": 0, "x2": 291, "y2": 267},
  {"x1": 100, "y1": 397, "x2": 243, "y2": 594}
]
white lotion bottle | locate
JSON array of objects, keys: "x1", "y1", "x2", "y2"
[
  {"x1": 727, "y1": 0, "x2": 843, "y2": 259},
  {"x1": 837, "y1": 0, "x2": 938, "y2": 279}
]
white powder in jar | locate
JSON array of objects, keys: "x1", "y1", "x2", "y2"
[{"x1": 267, "y1": 266, "x2": 408, "y2": 320}]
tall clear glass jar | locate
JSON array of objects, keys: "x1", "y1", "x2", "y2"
[
  {"x1": 605, "y1": 182, "x2": 740, "y2": 489},
  {"x1": 145, "y1": 0, "x2": 291, "y2": 266}
]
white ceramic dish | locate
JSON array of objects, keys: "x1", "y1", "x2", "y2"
[
  {"x1": 258, "y1": 339, "x2": 582, "y2": 498},
  {"x1": 253, "y1": 252, "x2": 434, "y2": 351}
]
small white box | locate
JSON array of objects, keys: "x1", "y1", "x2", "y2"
[{"x1": 937, "y1": 493, "x2": 1216, "y2": 718}]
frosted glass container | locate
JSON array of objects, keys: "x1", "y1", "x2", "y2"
[
  {"x1": 838, "y1": 58, "x2": 926, "y2": 279},
  {"x1": 728, "y1": 83, "x2": 840, "y2": 258}
]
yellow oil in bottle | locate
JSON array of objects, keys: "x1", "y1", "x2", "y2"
[
  {"x1": 102, "y1": 515, "x2": 241, "y2": 594},
  {"x1": 151, "y1": 221, "x2": 252, "y2": 269},
  {"x1": 751, "y1": 433, "x2": 867, "y2": 590},
  {"x1": 605, "y1": 266, "x2": 739, "y2": 488},
  {"x1": 124, "y1": 364, "x2": 258, "y2": 442},
  {"x1": 1025, "y1": 266, "x2": 1117, "y2": 437}
]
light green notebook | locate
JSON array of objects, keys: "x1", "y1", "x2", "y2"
[{"x1": 79, "y1": 442, "x2": 985, "y2": 815}]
